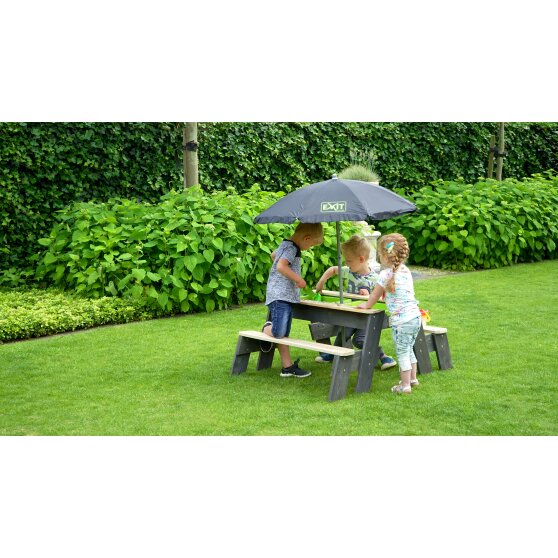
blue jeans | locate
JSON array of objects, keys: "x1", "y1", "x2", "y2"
[
  {"x1": 391, "y1": 316, "x2": 421, "y2": 371},
  {"x1": 267, "y1": 300, "x2": 293, "y2": 338}
]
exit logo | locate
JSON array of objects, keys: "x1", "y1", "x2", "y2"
[{"x1": 321, "y1": 201, "x2": 346, "y2": 212}]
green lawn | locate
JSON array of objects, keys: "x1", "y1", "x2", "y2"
[{"x1": 1, "y1": 260, "x2": 557, "y2": 435}]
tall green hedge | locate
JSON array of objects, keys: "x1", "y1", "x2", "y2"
[
  {"x1": 1, "y1": 122, "x2": 183, "y2": 269},
  {"x1": 2, "y1": 122, "x2": 558, "y2": 271},
  {"x1": 198, "y1": 122, "x2": 558, "y2": 193}
]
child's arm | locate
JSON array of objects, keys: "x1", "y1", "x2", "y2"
[
  {"x1": 315, "y1": 266, "x2": 338, "y2": 293},
  {"x1": 276, "y1": 257, "x2": 306, "y2": 289},
  {"x1": 357, "y1": 283, "x2": 384, "y2": 309}
]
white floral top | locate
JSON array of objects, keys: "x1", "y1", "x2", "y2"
[{"x1": 377, "y1": 264, "x2": 421, "y2": 326}]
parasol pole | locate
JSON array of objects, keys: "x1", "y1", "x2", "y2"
[
  {"x1": 336, "y1": 221, "x2": 343, "y2": 305},
  {"x1": 336, "y1": 216, "x2": 347, "y2": 350},
  {"x1": 332, "y1": 173, "x2": 346, "y2": 347},
  {"x1": 332, "y1": 173, "x2": 344, "y2": 305}
]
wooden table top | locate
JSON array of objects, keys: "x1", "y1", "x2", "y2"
[{"x1": 298, "y1": 298, "x2": 383, "y2": 315}]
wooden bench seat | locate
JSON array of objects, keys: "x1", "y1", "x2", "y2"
[
  {"x1": 418, "y1": 325, "x2": 452, "y2": 371},
  {"x1": 231, "y1": 330, "x2": 356, "y2": 402},
  {"x1": 423, "y1": 325, "x2": 447, "y2": 334},
  {"x1": 236, "y1": 330, "x2": 355, "y2": 356}
]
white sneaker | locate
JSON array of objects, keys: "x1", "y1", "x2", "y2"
[
  {"x1": 315, "y1": 355, "x2": 331, "y2": 363},
  {"x1": 380, "y1": 355, "x2": 397, "y2": 370}
]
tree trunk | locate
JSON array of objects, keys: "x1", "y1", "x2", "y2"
[
  {"x1": 487, "y1": 134, "x2": 495, "y2": 179},
  {"x1": 183, "y1": 123, "x2": 198, "y2": 188},
  {"x1": 496, "y1": 122, "x2": 505, "y2": 181}
]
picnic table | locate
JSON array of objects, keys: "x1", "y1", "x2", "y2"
[
  {"x1": 232, "y1": 295, "x2": 386, "y2": 402},
  {"x1": 232, "y1": 291, "x2": 451, "y2": 402}
]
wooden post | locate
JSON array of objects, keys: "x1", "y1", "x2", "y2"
[
  {"x1": 487, "y1": 134, "x2": 495, "y2": 178},
  {"x1": 496, "y1": 122, "x2": 505, "y2": 181},
  {"x1": 183, "y1": 122, "x2": 198, "y2": 188}
]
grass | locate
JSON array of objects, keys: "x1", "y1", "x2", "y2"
[{"x1": 1, "y1": 260, "x2": 557, "y2": 435}]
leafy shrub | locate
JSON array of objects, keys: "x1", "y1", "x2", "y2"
[
  {"x1": 380, "y1": 173, "x2": 558, "y2": 270},
  {"x1": 0, "y1": 288, "x2": 154, "y2": 342},
  {"x1": 34, "y1": 186, "x2": 362, "y2": 313},
  {"x1": 0, "y1": 267, "x2": 36, "y2": 288}
]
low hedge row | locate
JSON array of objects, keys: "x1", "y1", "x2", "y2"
[
  {"x1": 0, "y1": 288, "x2": 154, "y2": 342},
  {"x1": 380, "y1": 173, "x2": 558, "y2": 270},
  {"x1": 34, "y1": 186, "x2": 361, "y2": 314}
]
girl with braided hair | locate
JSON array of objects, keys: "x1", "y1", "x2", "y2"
[{"x1": 358, "y1": 233, "x2": 421, "y2": 394}]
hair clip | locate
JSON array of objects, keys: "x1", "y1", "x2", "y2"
[{"x1": 386, "y1": 241, "x2": 395, "y2": 253}]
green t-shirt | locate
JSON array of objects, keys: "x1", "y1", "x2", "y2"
[{"x1": 342, "y1": 266, "x2": 379, "y2": 294}]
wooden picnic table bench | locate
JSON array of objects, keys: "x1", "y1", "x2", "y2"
[{"x1": 231, "y1": 292, "x2": 452, "y2": 402}]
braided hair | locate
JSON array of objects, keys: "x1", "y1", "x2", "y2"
[{"x1": 377, "y1": 233, "x2": 410, "y2": 293}]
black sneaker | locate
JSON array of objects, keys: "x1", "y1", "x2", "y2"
[
  {"x1": 260, "y1": 321, "x2": 274, "y2": 353},
  {"x1": 280, "y1": 359, "x2": 312, "y2": 378}
]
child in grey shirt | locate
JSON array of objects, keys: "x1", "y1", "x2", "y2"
[{"x1": 262, "y1": 222, "x2": 324, "y2": 378}]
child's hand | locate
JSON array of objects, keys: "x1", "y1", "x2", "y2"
[
  {"x1": 296, "y1": 278, "x2": 307, "y2": 289},
  {"x1": 358, "y1": 288, "x2": 369, "y2": 296},
  {"x1": 357, "y1": 303, "x2": 369, "y2": 310}
]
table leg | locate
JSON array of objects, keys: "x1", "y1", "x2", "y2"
[
  {"x1": 231, "y1": 336, "x2": 260, "y2": 375},
  {"x1": 433, "y1": 333, "x2": 453, "y2": 370},
  {"x1": 329, "y1": 355, "x2": 352, "y2": 402},
  {"x1": 355, "y1": 312, "x2": 384, "y2": 393},
  {"x1": 413, "y1": 327, "x2": 433, "y2": 374}
]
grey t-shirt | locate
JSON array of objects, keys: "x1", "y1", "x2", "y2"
[{"x1": 265, "y1": 240, "x2": 302, "y2": 305}]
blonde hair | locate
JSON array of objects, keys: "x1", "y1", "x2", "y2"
[
  {"x1": 294, "y1": 222, "x2": 324, "y2": 240},
  {"x1": 377, "y1": 233, "x2": 410, "y2": 293},
  {"x1": 341, "y1": 234, "x2": 371, "y2": 259}
]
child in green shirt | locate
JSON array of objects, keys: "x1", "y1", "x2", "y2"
[{"x1": 314, "y1": 234, "x2": 396, "y2": 369}]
